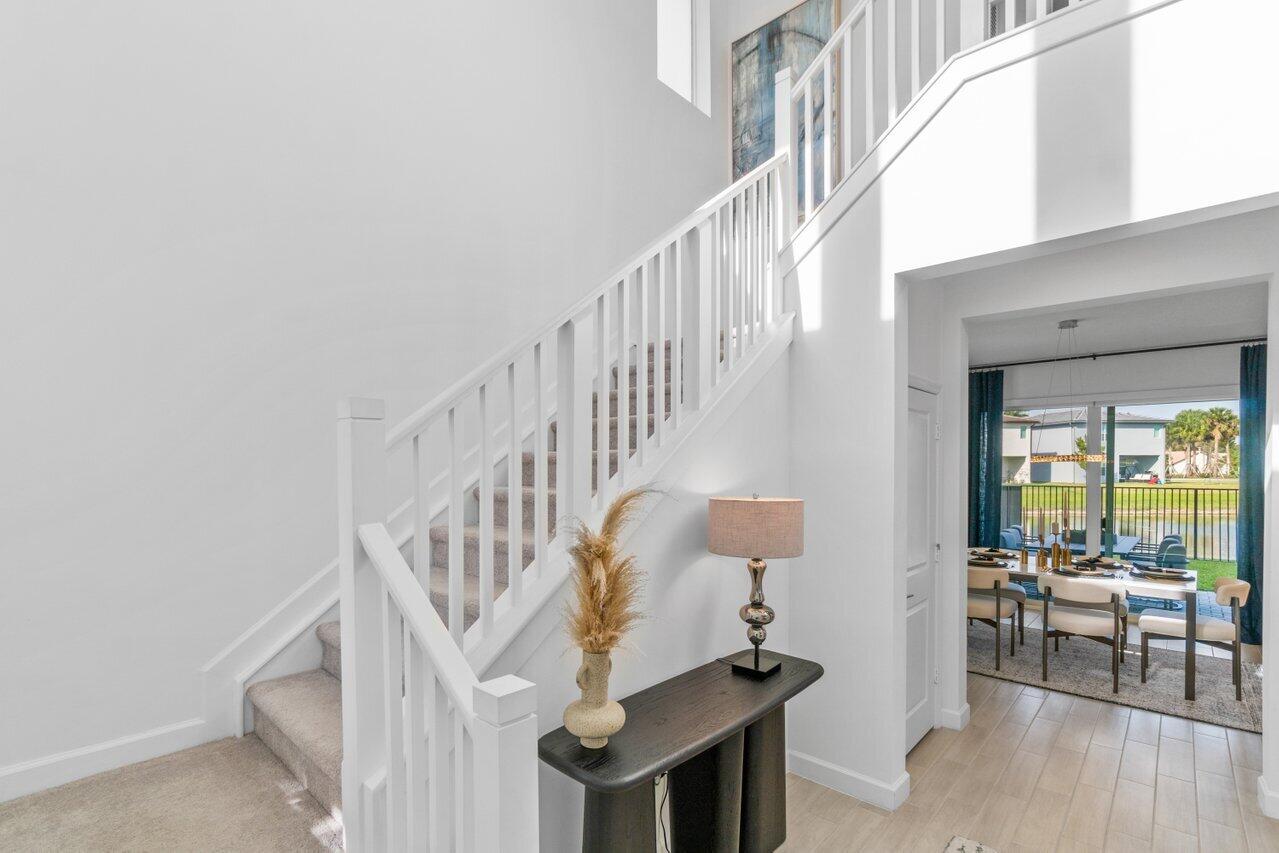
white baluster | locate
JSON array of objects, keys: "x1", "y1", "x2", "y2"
[
  {"x1": 618, "y1": 276, "x2": 631, "y2": 487},
  {"x1": 478, "y1": 382, "x2": 494, "y2": 636},
  {"x1": 887, "y1": 0, "x2": 899, "y2": 119},
  {"x1": 803, "y1": 83, "x2": 813, "y2": 220},
  {"x1": 381, "y1": 586, "x2": 406, "y2": 851},
  {"x1": 532, "y1": 342, "x2": 548, "y2": 574},
  {"x1": 865, "y1": 0, "x2": 876, "y2": 148},
  {"x1": 596, "y1": 290, "x2": 610, "y2": 502},
  {"x1": 506, "y1": 362, "x2": 522, "y2": 605},
  {"x1": 403, "y1": 635, "x2": 427, "y2": 851},
  {"x1": 737, "y1": 193, "x2": 746, "y2": 360},
  {"x1": 936, "y1": 0, "x2": 948, "y2": 68},
  {"x1": 655, "y1": 247, "x2": 667, "y2": 447},
  {"x1": 1035, "y1": 0, "x2": 1050, "y2": 20},
  {"x1": 774, "y1": 68, "x2": 798, "y2": 243},
  {"x1": 557, "y1": 307, "x2": 596, "y2": 520},
  {"x1": 689, "y1": 218, "x2": 713, "y2": 411},
  {"x1": 427, "y1": 669, "x2": 453, "y2": 849},
  {"x1": 822, "y1": 55, "x2": 833, "y2": 201},
  {"x1": 453, "y1": 714, "x2": 467, "y2": 851},
  {"x1": 712, "y1": 207, "x2": 723, "y2": 382},
  {"x1": 637, "y1": 262, "x2": 649, "y2": 466},
  {"x1": 448, "y1": 407, "x2": 464, "y2": 644},
  {"x1": 672, "y1": 238, "x2": 683, "y2": 431},
  {"x1": 911, "y1": 0, "x2": 922, "y2": 95},
  {"x1": 841, "y1": 28, "x2": 853, "y2": 175},
  {"x1": 412, "y1": 434, "x2": 428, "y2": 588},
  {"x1": 472, "y1": 676, "x2": 539, "y2": 852},
  {"x1": 336, "y1": 397, "x2": 388, "y2": 852}
]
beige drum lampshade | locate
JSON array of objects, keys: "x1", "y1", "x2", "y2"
[{"x1": 708, "y1": 497, "x2": 804, "y2": 559}]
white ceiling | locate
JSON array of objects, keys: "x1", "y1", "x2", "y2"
[{"x1": 967, "y1": 281, "x2": 1268, "y2": 367}]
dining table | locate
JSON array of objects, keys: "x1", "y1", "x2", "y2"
[
  {"x1": 1026, "y1": 534, "x2": 1142, "y2": 559},
  {"x1": 994, "y1": 556, "x2": 1201, "y2": 700}
]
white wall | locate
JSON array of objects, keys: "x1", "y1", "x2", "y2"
[
  {"x1": 781, "y1": 0, "x2": 1279, "y2": 809},
  {"x1": 0, "y1": 0, "x2": 804, "y2": 780},
  {"x1": 492, "y1": 353, "x2": 792, "y2": 852}
]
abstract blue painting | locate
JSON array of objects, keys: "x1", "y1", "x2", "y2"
[{"x1": 731, "y1": 0, "x2": 835, "y2": 182}]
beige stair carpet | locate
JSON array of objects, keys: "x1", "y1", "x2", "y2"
[{"x1": 0, "y1": 735, "x2": 342, "y2": 852}]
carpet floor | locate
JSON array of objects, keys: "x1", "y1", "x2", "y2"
[
  {"x1": 0, "y1": 735, "x2": 342, "y2": 852},
  {"x1": 967, "y1": 623, "x2": 1262, "y2": 732}
]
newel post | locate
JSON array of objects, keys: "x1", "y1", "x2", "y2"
[
  {"x1": 557, "y1": 306, "x2": 596, "y2": 519},
  {"x1": 337, "y1": 397, "x2": 388, "y2": 853},
  {"x1": 472, "y1": 675, "x2": 540, "y2": 851}
]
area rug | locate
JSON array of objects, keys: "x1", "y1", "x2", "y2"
[
  {"x1": 967, "y1": 623, "x2": 1261, "y2": 732},
  {"x1": 944, "y1": 836, "x2": 996, "y2": 853}
]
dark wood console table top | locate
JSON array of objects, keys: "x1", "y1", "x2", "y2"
[{"x1": 539, "y1": 651, "x2": 822, "y2": 792}]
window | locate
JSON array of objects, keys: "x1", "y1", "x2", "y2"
[{"x1": 656, "y1": 0, "x2": 711, "y2": 115}]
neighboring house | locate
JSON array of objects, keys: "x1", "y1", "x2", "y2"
[
  {"x1": 1002, "y1": 414, "x2": 1038, "y2": 482},
  {"x1": 1026, "y1": 410, "x2": 1169, "y2": 484}
]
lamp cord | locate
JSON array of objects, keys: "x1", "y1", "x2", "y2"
[{"x1": 657, "y1": 773, "x2": 670, "y2": 852}]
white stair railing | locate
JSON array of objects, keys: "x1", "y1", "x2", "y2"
[
  {"x1": 339, "y1": 402, "x2": 539, "y2": 852},
  {"x1": 338, "y1": 146, "x2": 791, "y2": 850},
  {"x1": 783, "y1": 0, "x2": 1088, "y2": 224}
]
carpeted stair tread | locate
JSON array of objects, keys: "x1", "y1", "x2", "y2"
[
  {"x1": 474, "y1": 484, "x2": 556, "y2": 531},
  {"x1": 426, "y1": 563, "x2": 504, "y2": 629},
  {"x1": 428, "y1": 523, "x2": 535, "y2": 581},
  {"x1": 247, "y1": 669, "x2": 343, "y2": 812},
  {"x1": 549, "y1": 413, "x2": 659, "y2": 452},
  {"x1": 521, "y1": 450, "x2": 622, "y2": 488},
  {"x1": 316, "y1": 621, "x2": 341, "y2": 680},
  {"x1": 596, "y1": 384, "x2": 673, "y2": 418}
]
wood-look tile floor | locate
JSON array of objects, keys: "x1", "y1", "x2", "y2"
[{"x1": 781, "y1": 673, "x2": 1276, "y2": 852}]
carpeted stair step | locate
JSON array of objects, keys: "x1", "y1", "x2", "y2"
[
  {"x1": 317, "y1": 621, "x2": 341, "y2": 680},
  {"x1": 247, "y1": 669, "x2": 343, "y2": 816},
  {"x1": 427, "y1": 523, "x2": 535, "y2": 583},
  {"x1": 594, "y1": 384, "x2": 673, "y2": 418},
  {"x1": 521, "y1": 450, "x2": 621, "y2": 488},
  {"x1": 549, "y1": 414, "x2": 658, "y2": 452},
  {"x1": 474, "y1": 484, "x2": 556, "y2": 532},
  {"x1": 613, "y1": 360, "x2": 674, "y2": 386}
]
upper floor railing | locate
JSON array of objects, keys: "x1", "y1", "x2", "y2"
[{"x1": 781, "y1": 0, "x2": 1091, "y2": 224}]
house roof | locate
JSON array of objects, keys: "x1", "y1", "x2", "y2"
[
  {"x1": 1034, "y1": 409, "x2": 1170, "y2": 427},
  {"x1": 1002, "y1": 413, "x2": 1040, "y2": 425}
]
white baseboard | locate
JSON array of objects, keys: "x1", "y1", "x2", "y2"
[
  {"x1": 787, "y1": 749, "x2": 910, "y2": 811},
  {"x1": 937, "y1": 703, "x2": 970, "y2": 730},
  {"x1": 1258, "y1": 775, "x2": 1279, "y2": 819},
  {"x1": 0, "y1": 717, "x2": 213, "y2": 804}
]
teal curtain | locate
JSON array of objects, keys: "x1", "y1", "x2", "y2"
[
  {"x1": 968, "y1": 370, "x2": 1004, "y2": 548},
  {"x1": 1238, "y1": 344, "x2": 1265, "y2": 645}
]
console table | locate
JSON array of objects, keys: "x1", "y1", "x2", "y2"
[{"x1": 538, "y1": 650, "x2": 822, "y2": 852}]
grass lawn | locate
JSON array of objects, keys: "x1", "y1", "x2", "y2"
[{"x1": 1189, "y1": 559, "x2": 1237, "y2": 591}]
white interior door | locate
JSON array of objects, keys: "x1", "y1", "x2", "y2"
[{"x1": 905, "y1": 386, "x2": 939, "y2": 753}]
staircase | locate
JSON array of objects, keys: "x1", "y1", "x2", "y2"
[{"x1": 245, "y1": 341, "x2": 680, "y2": 823}]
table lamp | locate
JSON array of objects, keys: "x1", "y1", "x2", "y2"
[{"x1": 708, "y1": 495, "x2": 804, "y2": 679}]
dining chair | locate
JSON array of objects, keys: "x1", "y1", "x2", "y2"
[
  {"x1": 1129, "y1": 534, "x2": 1182, "y2": 562},
  {"x1": 1139, "y1": 578, "x2": 1251, "y2": 700},
  {"x1": 1040, "y1": 573, "x2": 1128, "y2": 693},
  {"x1": 968, "y1": 567, "x2": 1018, "y2": 671}
]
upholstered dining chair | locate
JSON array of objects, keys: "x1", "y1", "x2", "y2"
[
  {"x1": 1040, "y1": 574, "x2": 1128, "y2": 694},
  {"x1": 968, "y1": 567, "x2": 1018, "y2": 671},
  {"x1": 1139, "y1": 578, "x2": 1251, "y2": 700}
]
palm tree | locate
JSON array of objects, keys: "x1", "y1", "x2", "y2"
[
  {"x1": 1167, "y1": 409, "x2": 1209, "y2": 477},
  {"x1": 1204, "y1": 406, "x2": 1239, "y2": 477}
]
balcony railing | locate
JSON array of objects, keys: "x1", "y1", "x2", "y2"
[{"x1": 1001, "y1": 483, "x2": 1239, "y2": 562}]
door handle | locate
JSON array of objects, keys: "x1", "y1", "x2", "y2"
[{"x1": 907, "y1": 594, "x2": 916, "y2": 599}]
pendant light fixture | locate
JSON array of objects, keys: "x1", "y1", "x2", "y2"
[{"x1": 1029, "y1": 319, "x2": 1105, "y2": 464}]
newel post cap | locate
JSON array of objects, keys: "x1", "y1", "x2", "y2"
[
  {"x1": 338, "y1": 397, "x2": 386, "y2": 421},
  {"x1": 474, "y1": 674, "x2": 537, "y2": 725}
]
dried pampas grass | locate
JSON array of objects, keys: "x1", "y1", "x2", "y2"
[{"x1": 565, "y1": 488, "x2": 651, "y2": 654}]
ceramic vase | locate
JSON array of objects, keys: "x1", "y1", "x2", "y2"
[{"x1": 563, "y1": 650, "x2": 625, "y2": 748}]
